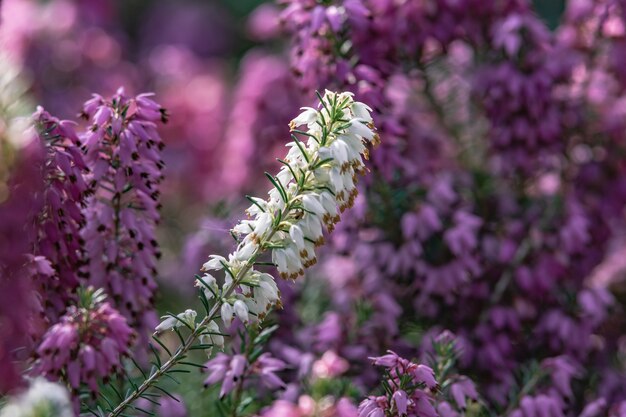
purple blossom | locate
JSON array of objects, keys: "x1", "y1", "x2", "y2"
[
  {"x1": 362, "y1": 351, "x2": 438, "y2": 417},
  {"x1": 204, "y1": 351, "x2": 287, "y2": 398},
  {"x1": 81, "y1": 89, "x2": 166, "y2": 341},
  {"x1": 30, "y1": 107, "x2": 90, "y2": 322},
  {"x1": 34, "y1": 289, "x2": 134, "y2": 400}
]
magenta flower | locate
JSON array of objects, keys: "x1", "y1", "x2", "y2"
[
  {"x1": 30, "y1": 107, "x2": 90, "y2": 323},
  {"x1": 363, "y1": 351, "x2": 438, "y2": 417},
  {"x1": 34, "y1": 288, "x2": 134, "y2": 399},
  {"x1": 204, "y1": 351, "x2": 286, "y2": 398}
]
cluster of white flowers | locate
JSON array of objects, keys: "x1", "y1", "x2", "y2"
[
  {"x1": 155, "y1": 90, "x2": 378, "y2": 341},
  {"x1": 0, "y1": 378, "x2": 74, "y2": 417}
]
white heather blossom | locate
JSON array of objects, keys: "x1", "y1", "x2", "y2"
[
  {"x1": 302, "y1": 194, "x2": 325, "y2": 217},
  {"x1": 196, "y1": 274, "x2": 219, "y2": 300},
  {"x1": 233, "y1": 300, "x2": 250, "y2": 324},
  {"x1": 350, "y1": 101, "x2": 373, "y2": 122},
  {"x1": 289, "y1": 224, "x2": 306, "y2": 251},
  {"x1": 0, "y1": 378, "x2": 73, "y2": 417},
  {"x1": 154, "y1": 309, "x2": 197, "y2": 333},
  {"x1": 234, "y1": 239, "x2": 257, "y2": 261},
  {"x1": 289, "y1": 107, "x2": 318, "y2": 129},
  {"x1": 200, "y1": 90, "x2": 377, "y2": 327},
  {"x1": 202, "y1": 255, "x2": 226, "y2": 272},
  {"x1": 221, "y1": 302, "x2": 234, "y2": 327}
]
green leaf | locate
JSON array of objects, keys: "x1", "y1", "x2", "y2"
[
  {"x1": 154, "y1": 386, "x2": 180, "y2": 402},
  {"x1": 278, "y1": 159, "x2": 298, "y2": 183},
  {"x1": 265, "y1": 172, "x2": 288, "y2": 203},
  {"x1": 290, "y1": 135, "x2": 310, "y2": 163},
  {"x1": 245, "y1": 195, "x2": 266, "y2": 213}
]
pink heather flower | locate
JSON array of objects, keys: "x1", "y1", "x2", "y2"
[
  {"x1": 579, "y1": 398, "x2": 607, "y2": 417},
  {"x1": 364, "y1": 351, "x2": 438, "y2": 417},
  {"x1": 357, "y1": 397, "x2": 386, "y2": 417},
  {"x1": 204, "y1": 351, "x2": 286, "y2": 397},
  {"x1": 411, "y1": 365, "x2": 438, "y2": 390},
  {"x1": 34, "y1": 290, "x2": 134, "y2": 399},
  {"x1": 542, "y1": 356, "x2": 581, "y2": 399},
  {"x1": 253, "y1": 353, "x2": 287, "y2": 390},
  {"x1": 311, "y1": 350, "x2": 349, "y2": 379},
  {"x1": 392, "y1": 390, "x2": 408, "y2": 415},
  {"x1": 81, "y1": 88, "x2": 166, "y2": 341}
]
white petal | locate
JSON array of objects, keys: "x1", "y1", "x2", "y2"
[
  {"x1": 351, "y1": 101, "x2": 373, "y2": 122},
  {"x1": 154, "y1": 317, "x2": 177, "y2": 333},
  {"x1": 233, "y1": 300, "x2": 249, "y2": 324},
  {"x1": 289, "y1": 224, "x2": 305, "y2": 250},
  {"x1": 302, "y1": 194, "x2": 325, "y2": 217},
  {"x1": 290, "y1": 107, "x2": 318, "y2": 128},
  {"x1": 202, "y1": 255, "x2": 226, "y2": 271},
  {"x1": 221, "y1": 303, "x2": 234, "y2": 327},
  {"x1": 348, "y1": 119, "x2": 374, "y2": 141}
]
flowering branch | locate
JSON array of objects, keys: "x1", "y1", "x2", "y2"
[{"x1": 103, "y1": 90, "x2": 378, "y2": 417}]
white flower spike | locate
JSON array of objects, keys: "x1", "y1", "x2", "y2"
[{"x1": 199, "y1": 91, "x2": 377, "y2": 327}]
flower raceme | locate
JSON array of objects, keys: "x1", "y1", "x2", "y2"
[
  {"x1": 34, "y1": 288, "x2": 134, "y2": 401},
  {"x1": 359, "y1": 351, "x2": 439, "y2": 417},
  {"x1": 210, "y1": 90, "x2": 377, "y2": 323},
  {"x1": 157, "y1": 90, "x2": 379, "y2": 332}
]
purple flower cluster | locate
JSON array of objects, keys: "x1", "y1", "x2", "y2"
[
  {"x1": 359, "y1": 351, "x2": 438, "y2": 417},
  {"x1": 204, "y1": 352, "x2": 286, "y2": 398},
  {"x1": 34, "y1": 289, "x2": 134, "y2": 400},
  {"x1": 31, "y1": 107, "x2": 89, "y2": 322},
  {"x1": 81, "y1": 89, "x2": 166, "y2": 338}
]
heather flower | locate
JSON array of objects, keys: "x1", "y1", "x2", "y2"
[
  {"x1": 203, "y1": 352, "x2": 286, "y2": 398},
  {"x1": 473, "y1": 13, "x2": 580, "y2": 175},
  {"x1": 580, "y1": 398, "x2": 608, "y2": 417},
  {"x1": 81, "y1": 88, "x2": 166, "y2": 340},
  {"x1": 194, "y1": 90, "x2": 377, "y2": 329},
  {"x1": 261, "y1": 396, "x2": 359, "y2": 417},
  {"x1": 360, "y1": 351, "x2": 438, "y2": 417},
  {"x1": 279, "y1": 1, "x2": 352, "y2": 93},
  {"x1": 154, "y1": 309, "x2": 198, "y2": 333},
  {"x1": 30, "y1": 107, "x2": 89, "y2": 322},
  {"x1": 0, "y1": 378, "x2": 74, "y2": 417},
  {"x1": 34, "y1": 288, "x2": 134, "y2": 399}
]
